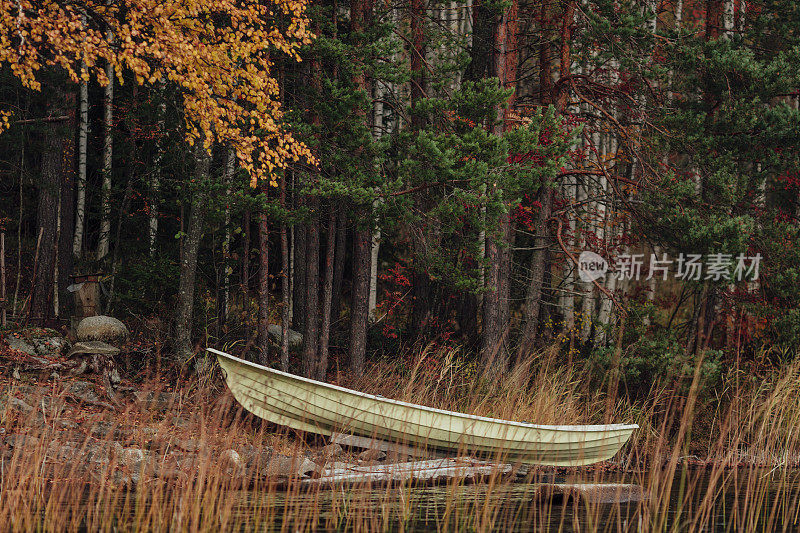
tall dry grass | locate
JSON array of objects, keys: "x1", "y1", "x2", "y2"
[{"x1": 1, "y1": 344, "x2": 800, "y2": 531}]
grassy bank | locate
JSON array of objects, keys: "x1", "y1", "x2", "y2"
[{"x1": 2, "y1": 344, "x2": 800, "y2": 531}]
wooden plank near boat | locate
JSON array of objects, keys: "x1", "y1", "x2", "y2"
[
  {"x1": 304, "y1": 457, "x2": 513, "y2": 486},
  {"x1": 209, "y1": 348, "x2": 638, "y2": 466}
]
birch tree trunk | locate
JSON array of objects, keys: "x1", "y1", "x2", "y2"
[
  {"x1": 174, "y1": 144, "x2": 210, "y2": 361},
  {"x1": 242, "y1": 210, "x2": 250, "y2": 308},
  {"x1": 149, "y1": 94, "x2": 166, "y2": 257},
  {"x1": 73, "y1": 48, "x2": 88, "y2": 258},
  {"x1": 368, "y1": 84, "x2": 385, "y2": 320},
  {"x1": 221, "y1": 147, "x2": 235, "y2": 324},
  {"x1": 97, "y1": 23, "x2": 114, "y2": 261},
  {"x1": 560, "y1": 179, "x2": 576, "y2": 335},
  {"x1": 723, "y1": 0, "x2": 735, "y2": 36}
]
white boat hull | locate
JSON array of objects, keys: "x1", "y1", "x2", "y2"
[{"x1": 209, "y1": 348, "x2": 637, "y2": 466}]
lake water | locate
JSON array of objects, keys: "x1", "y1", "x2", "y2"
[{"x1": 249, "y1": 468, "x2": 800, "y2": 531}]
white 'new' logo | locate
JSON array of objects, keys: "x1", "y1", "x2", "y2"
[{"x1": 578, "y1": 251, "x2": 608, "y2": 282}]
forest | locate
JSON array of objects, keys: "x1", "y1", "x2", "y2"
[
  {"x1": 3, "y1": 1, "x2": 800, "y2": 531},
  {"x1": 1, "y1": 0, "x2": 799, "y2": 390}
]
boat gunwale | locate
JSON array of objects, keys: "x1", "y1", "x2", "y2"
[{"x1": 210, "y1": 348, "x2": 638, "y2": 434}]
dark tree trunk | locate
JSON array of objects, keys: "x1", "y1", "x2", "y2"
[
  {"x1": 458, "y1": 290, "x2": 479, "y2": 347},
  {"x1": 408, "y1": 0, "x2": 432, "y2": 339},
  {"x1": 32, "y1": 79, "x2": 72, "y2": 325},
  {"x1": 293, "y1": 222, "x2": 307, "y2": 331},
  {"x1": 464, "y1": 0, "x2": 497, "y2": 83},
  {"x1": 479, "y1": 214, "x2": 512, "y2": 372},
  {"x1": 330, "y1": 207, "x2": 347, "y2": 326},
  {"x1": 478, "y1": 0, "x2": 519, "y2": 373},
  {"x1": 517, "y1": 186, "x2": 554, "y2": 359},
  {"x1": 257, "y1": 183, "x2": 270, "y2": 365},
  {"x1": 349, "y1": 220, "x2": 372, "y2": 377},
  {"x1": 317, "y1": 206, "x2": 337, "y2": 380},
  {"x1": 242, "y1": 209, "x2": 250, "y2": 307},
  {"x1": 409, "y1": 234, "x2": 431, "y2": 339},
  {"x1": 302, "y1": 200, "x2": 321, "y2": 377},
  {"x1": 174, "y1": 145, "x2": 210, "y2": 361},
  {"x1": 57, "y1": 91, "x2": 76, "y2": 319},
  {"x1": 515, "y1": 0, "x2": 560, "y2": 359},
  {"x1": 409, "y1": 0, "x2": 426, "y2": 130},
  {"x1": 348, "y1": 0, "x2": 373, "y2": 377},
  {"x1": 706, "y1": 0, "x2": 723, "y2": 40},
  {"x1": 280, "y1": 174, "x2": 291, "y2": 371},
  {"x1": 32, "y1": 143, "x2": 60, "y2": 324}
]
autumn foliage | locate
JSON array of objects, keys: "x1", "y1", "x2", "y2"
[{"x1": 0, "y1": 0, "x2": 313, "y2": 182}]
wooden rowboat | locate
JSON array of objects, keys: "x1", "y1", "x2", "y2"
[{"x1": 210, "y1": 348, "x2": 637, "y2": 466}]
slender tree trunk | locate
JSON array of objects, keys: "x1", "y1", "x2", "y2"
[
  {"x1": 106, "y1": 155, "x2": 135, "y2": 314},
  {"x1": 368, "y1": 80, "x2": 385, "y2": 321},
  {"x1": 174, "y1": 145, "x2": 210, "y2": 361},
  {"x1": 410, "y1": 0, "x2": 426, "y2": 130},
  {"x1": 723, "y1": 0, "x2": 735, "y2": 35},
  {"x1": 293, "y1": 222, "x2": 307, "y2": 332},
  {"x1": 280, "y1": 175, "x2": 290, "y2": 371},
  {"x1": 222, "y1": 147, "x2": 235, "y2": 324},
  {"x1": 464, "y1": 0, "x2": 495, "y2": 83},
  {"x1": 349, "y1": 220, "x2": 372, "y2": 377},
  {"x1": 57, "y1": 121, "x2": 75, "y2": 318},
  {"x1": 317, "y1": 206, "x2": 337, "y2": 380},
  {"x1": 13, "y1": 136, "x2": 25, "y2": 314},
  {"x1": 517, "y1": 187, "x2": 554, "y2": 358},
  {"x1": 97, "y1": 40, "x2": 114, "y2": 261},
  {"x1": 302, "y1": 200, "x2": 321, "y2": 377},
  {"x1": 330, "y1": 207, "x2": 347, "y2": 325},
  {"x1": 242, "y1": 210, "x2": 251, "y2": 307},
  {"x1": 257, "y1": 182, "x2": 270, "y2": 365},
  {"x1": 480, "y1": 216, "x2": 511, "y2": 371},
  {"x1": 737, "y1": 0, "x2": 745, "y2": 30},
  {"x1": 73, "y1": 57, "x2": 88, "y2": 258},
  {"x1": 149, "y1": 92, "x2": 166, "y2": 257},
  {"x1": 560, "y1": 175, "x2": 576, "y2": 333}
]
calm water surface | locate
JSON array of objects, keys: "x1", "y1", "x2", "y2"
[{"x1": 249, "y1": 469, "x2": 800, "y2": 531}]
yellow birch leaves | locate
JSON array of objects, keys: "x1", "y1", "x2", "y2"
[{"x1": 0, "y1": 0, "x2": 314, "y2": 185}]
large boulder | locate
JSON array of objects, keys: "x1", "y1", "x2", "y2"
[
  {"x1": 267, "y1": 324, "x2": 303, "y2": 350},
  {"x1": 76, "y1": 316, "x2": 129, "y2": 344}
]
